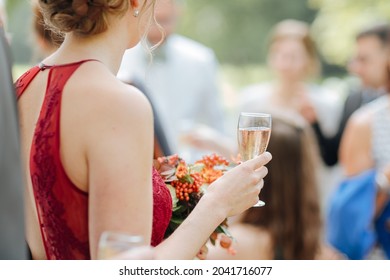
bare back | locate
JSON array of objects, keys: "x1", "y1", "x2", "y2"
[{"x1": 17, "y1": 60, "x2": 99, "y2": 259}]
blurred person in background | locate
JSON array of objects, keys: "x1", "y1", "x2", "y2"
[
  {"x1": 0, "y1": 0, "x2": 27, "y2": 259},
  {"x1": 327, "y1": 26, "x2": 390, "y2": 259},
  {"x1": 117, "y1": 0, "x2": 228, "y2": 162},
  {"x1": 346, "y1": 23, "x2": 390, "y2": 109},
  {"x1": 207, "y1": 113, "x2": 343, "y2": 260},
  {"x1": 316, "y1": 23, "x2": 390, "y2": 169},
  {"x1": 239, "y1": 19, "x2": 342, "y2": 217},
  {"x1": 328, "y1": 91, "x2": 390, "y2": 259}
]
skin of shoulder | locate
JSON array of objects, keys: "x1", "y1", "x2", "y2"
[
  {"x1": 339, "y1": 105, "x2": 374, "y2": 176},
  {"x1": 63, "y1": 62, "x2": 155, "y2": 259}
]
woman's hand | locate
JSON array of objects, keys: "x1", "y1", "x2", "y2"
[
  {"x1": 153, "y1": 152, "x2": 271, "y2": 260},
  {"x1": 205, "y1": 152, "x2": 272, "y2": 217}
]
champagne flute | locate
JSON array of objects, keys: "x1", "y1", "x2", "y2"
[
  {"x1": 237, "y1": 112, "x2": 272, "y2": 207},
  {"x1": 97, "y1": 231, "x2": 145, "y2": 260}
]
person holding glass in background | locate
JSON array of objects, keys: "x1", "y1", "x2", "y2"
[
  {"x1": 15, "y1": 0, "x2": 271, "y2": 260},
  {"x1": 239, "y1": 19, "x2": 342, "y2": 218}
]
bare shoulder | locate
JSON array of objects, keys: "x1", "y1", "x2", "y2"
[
  {"x1": 343, "y1": 106, "x2": 372, "y2": 141},
  {"x1": 339, "y1": 106, "x2": 374, "y2": 176},
  {"x1": 67, "y1": 61, "x2": 153, "y2": 122},
  {"x1": 62, "y1": 61, "x2": 154, "y2": 164}
]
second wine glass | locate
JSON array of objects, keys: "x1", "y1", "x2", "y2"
[
  {"x1": 237, "y1": 112, "x2": 272, "y2": 207},
  {"x1": 97, "y1": 231, "x2": 145, "y2": 260}
]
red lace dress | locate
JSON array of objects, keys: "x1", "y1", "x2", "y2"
[{"x1": 15, "y1": 60, "x2": 172, "y2": 260}]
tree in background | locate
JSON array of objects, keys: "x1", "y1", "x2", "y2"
[
  {"x1": 177, "y1": 0, "x2": 317, "y2": 66},
  {"x1": 5, "y1": 0, "x2": 32, "y2": 64},
  {"x1": 7, "y1": 0, "x2": 390, "y2": 80},
  {"x1": 310, "y1": 0, "x2": 390, "y2": 66}
]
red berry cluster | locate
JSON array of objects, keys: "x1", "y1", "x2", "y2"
[
  {"x1": 172, "y1": 173, "x2": 203, "y2": 201},
  {"x1": 197, "y1": 153, "x2": 229, "y2": 168}
]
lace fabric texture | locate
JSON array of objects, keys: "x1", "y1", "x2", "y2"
[{"x1": 16, "y1": 61, "x2": 172, "y2": 259}]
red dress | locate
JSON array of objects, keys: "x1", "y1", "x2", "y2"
[{"x1": 15, "y1": 60, "x2": 172, "y2": 260}]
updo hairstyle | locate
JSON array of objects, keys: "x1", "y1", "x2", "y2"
[{"x1": 38, "y1": 0, "x2": 153, "y2": 36}]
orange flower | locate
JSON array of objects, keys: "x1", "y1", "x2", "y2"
[
  {"x1": 175, "y1": 161, "x2": 188, "y2": 179},
  {"x1": 196, "y1": 153, "x2": 230, "y2": 169},
  {"x1": 158, "y1": 153, "x2": 234, "y2": 255},
  {"x1": 201, "y1": 167, "x2": 223, "y2": 184}
]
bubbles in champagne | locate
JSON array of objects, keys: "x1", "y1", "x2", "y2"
[{"x1": 238, "y1": 127, "x2": 271, "y2": 161}]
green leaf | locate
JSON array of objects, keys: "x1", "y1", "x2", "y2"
[
  {"x1": 172, "y1": 205, "x2": 183, "y2": 212},
  {"x1": 215, "y1": 225, "x2": 233, "y2": 238},
  {"x1": 167, "y1": 184, "x2": 178, "y2": 208},
  {"x1": 189, "y1": 163, "x2": 205, "y2": 173},
  {"x1": 170, "y1": 217, "x2": 184, "y2": 224},
  {"x1": 182, "y1": 174, "x2": 194, "y2": 184}
]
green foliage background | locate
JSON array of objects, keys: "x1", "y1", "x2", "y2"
[
  {"x1": 5, "y1": 0, "x2": 390, "y2": 81},
  {"x1": 177, "y1": 0, "x2": 317, "y2": 66}
]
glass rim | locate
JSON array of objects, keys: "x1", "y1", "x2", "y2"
[{"x1": 239, "y1": 112, "x2": 271, "y2": 118}]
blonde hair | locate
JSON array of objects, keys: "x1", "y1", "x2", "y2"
[{"x1": 268, "y1": 19, "x2": 320, "y2": 79}]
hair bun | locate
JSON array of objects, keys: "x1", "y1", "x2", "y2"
[
  {"x1": 72, "y1": 0, "x2": 89, "y2": 17},
  {"x1": 39, "y1": 0, "x2": 131, "y2": 36}
]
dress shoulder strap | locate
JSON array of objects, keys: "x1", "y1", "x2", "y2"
[
  {"x1": 14, "y1": 59, "x2": 100, "y2": 101},
  {"x1": 14, "y1": 66, "x2": 41, "y2": 100}
]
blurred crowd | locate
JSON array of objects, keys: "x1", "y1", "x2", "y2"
[{"x1": 1, "y1": 0, "x2": 389, "y2": 260}]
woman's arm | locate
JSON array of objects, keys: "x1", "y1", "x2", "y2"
[
  {"x1": 83, "y1": 76, "x2": 272, "y2": 260},
  {"x1": 85, "y1": 81, "x2": 154, "y2": 259}
]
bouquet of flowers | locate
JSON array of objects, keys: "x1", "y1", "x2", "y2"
[{"x1": 155, "y1": 153, "x2": 237, "y2": 255}]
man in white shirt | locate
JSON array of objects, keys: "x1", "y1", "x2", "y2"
[{"x1": 118, "y1": 0, "x2": 227, "y2": 161}]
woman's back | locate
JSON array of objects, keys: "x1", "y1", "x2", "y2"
[
  {"x1": 17, "y1": 59, "x2": 172, "y2": 259},
  {"x1": 17, "y1": 61, "x2": 94, "y2": 259}
]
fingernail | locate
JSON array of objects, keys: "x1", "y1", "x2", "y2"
[{"x1": 264, "y1": 152, "x2": 272, "y2": 160}]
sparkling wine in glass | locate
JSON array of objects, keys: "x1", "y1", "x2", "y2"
[
  {"x1": 237, "y1": 112, "x2": 271, "y2": 207},
  {"x1": 97, "y1": 231, "x2": 144, "y2": 260}
]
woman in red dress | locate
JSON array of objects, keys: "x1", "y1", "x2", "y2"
[{"x1": 15, "y1": 0, "x2": 271, "y2": 260}]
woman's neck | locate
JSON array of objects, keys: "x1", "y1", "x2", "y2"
[{"x1": 44, "y1": 19, "x2": 134, "y2": 75}]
